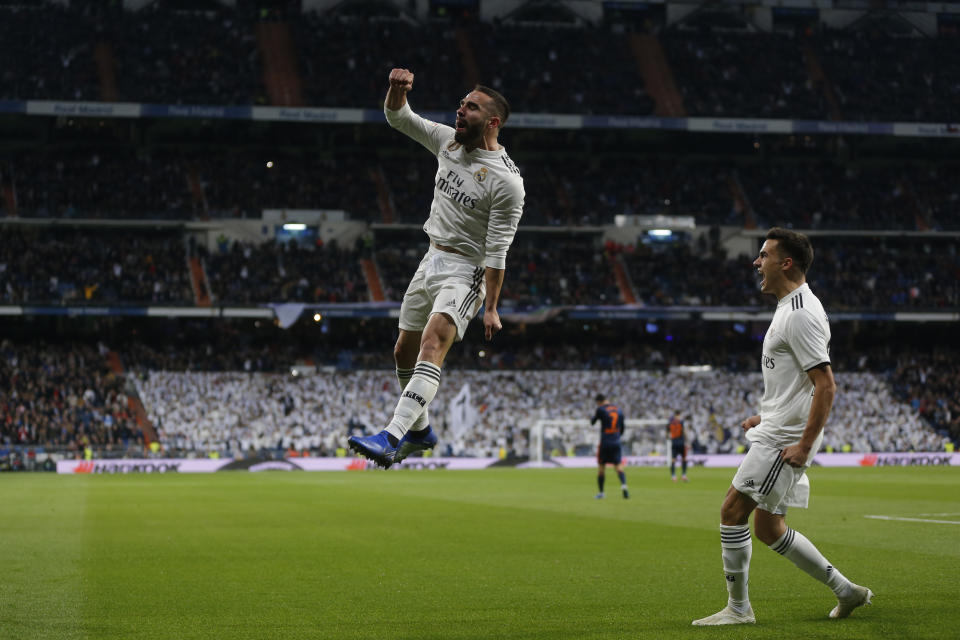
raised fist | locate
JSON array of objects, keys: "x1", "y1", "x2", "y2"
[{"x1": 389, "y1": 68, "x2": 414, "y2": 93}]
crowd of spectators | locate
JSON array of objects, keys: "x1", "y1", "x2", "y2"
[
  {"x1": 1, "y1": 3, "x2": 958, "y2": 123},
  {"x1": 10, "y1": 141, "x2": 956, "y2": 231},
  {"x1": 608, "y1": 233, "x2": 960, "y2": 311},
  {"x1": 815, "y1": 30, "x2": 960, "y2": 123},
  {"x1": 375, "y1": 234, "x2": 622, "y2": 307},
  {"x1": 499, "y1": 239, "x2": 622, "y2": 307},
  {"x1": 892, "y1": 351, "x2": 960, "y2": 442},
  {"x1": 135, "y1": 366, "x2": 950, "y2": 460},
  {"x1": 0, "y1": 228, "x2": 192, "y2": 305},
  {"x1": 1, "y1": 225, "x2": 956, "y2": 310},
  {"x1": 110, "y1": 6, "x2": 260, "y2": 106},
  {"x1": 662, "y1": 31, "x2": 823, "y2": 119},
  {"x1": 2, "y1": 333, "x2": 956, "y2": 461},
  {"x1": 293, "y1": 15, "x2": 463, "y2": 110},
  {"x1": 0, "y1": 4, "x2": 98, "y2": 102},
  {"x1": 466, "y1": 23, "x2": 655, "y2": 116},
  {"x1": 738, "y1": 161, "x2": 960, "y2": 231},
  {"x1": 203, "y1": 239, "x2": 369, "y2": 304},
  {"x1": 0, "y1": 340, "x2": 144, "y2": 453},
  {"x1": 379, "y1": 150, "x2": 739, "y2": 227},
  {"x1": 4, "y1": 147, "x2": 380, "y2": 221}
]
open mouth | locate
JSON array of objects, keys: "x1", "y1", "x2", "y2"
[{"x1": 455, "y1": 118, "x2": 467, "y2": 133}]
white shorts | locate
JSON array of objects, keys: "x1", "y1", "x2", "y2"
[
  {"x1": 732, "y1": 442, "x2": 811, "y2": 515},
  {"x1": 398, "y1": 246, "x2": 485, "y2": 341}
]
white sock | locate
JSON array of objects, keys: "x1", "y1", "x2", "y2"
[
  {"x1": 385, "y1": 361, "x2": 440, "y2": 439},
  {"x1": 720, "y1": 524, "x2": 752, "y2": 613},
  {"x1": 770, "y1": 527, "x2": 853, "y2": 597},
  {"x1": 396, "y1": 366, "x2": 429, "y2": 431}
]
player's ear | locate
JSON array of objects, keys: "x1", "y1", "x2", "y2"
[{"x1": 487, "y1": 115, "x2": 501, "y2": 131}]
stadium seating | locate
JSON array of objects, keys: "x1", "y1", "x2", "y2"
[
  {"x1": 2, "y1": 331, "x2": 956, "y2": 458},
  {"x1": 1, "y1": 3, "x2": 957, "y2": 123},
  {"x1": 0, "y1": 341, "x2": 144, "y2": 453},
  {"x1": 1, "y1": 1, "x2": 958, "y2": 468},
  {"x1": 2, "y1": 227, "x2": 957, "y2": 310}
]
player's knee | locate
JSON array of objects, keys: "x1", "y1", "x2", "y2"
[
  {"x1": 754, "y1": 527, "x2": 779, "y2": 546},
  {"x1": 394, "y1": 332, "x2": 420, "y2": 365},
  {"x1": 720, "y1": 497, "x2": 751, "y2": 525},
  {"x1": 753, "y1": 513, "x2": 786, "y2": 545},
  {"x1": 419, "y1": 337, "x2": 442, "y2": 362}
]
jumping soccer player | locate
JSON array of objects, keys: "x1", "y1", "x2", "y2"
[
  {"x1": 591, "y1": 393, "x2": 628, "y2": 499},
  {"x1": 348, "y1": 68, "x2": 525, "y2": 468},
  {"x1": 692, "y1": 228, "x2": 873, "y2": 626}
]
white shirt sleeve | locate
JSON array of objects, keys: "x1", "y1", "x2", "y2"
[
  {"x1": 787, "y1": 310, "x2": 831, "y2": 371},
  {"x1": 483, "y1": 176, "x2": 525, "y2": 270},
  {"x1": 383, "y1": 101, "x2": 453, "y2": 157}
]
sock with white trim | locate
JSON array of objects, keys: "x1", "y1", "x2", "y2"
[
  {"x1": 770, "y1": 527, "x2": 853, "y2": 597},
  {"x1": 385, "y1": 361, "x2": 441, "y2": 440},
  {"x1": 720, "y1": 524, "x2": 752, "y2": 613}
]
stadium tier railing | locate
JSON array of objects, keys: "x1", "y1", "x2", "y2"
[{"x1": 3, "y1": 99, "x2": 960, "y2": 138}]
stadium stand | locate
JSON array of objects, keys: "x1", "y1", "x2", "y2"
[
  {"x1": 0, "y1": 227, "x2": 192, "y2": 305},
  {"x1": 2, "y1": 318, "x2": 956, "y2": 459},
  {"x1": 814, "y1": 29, "x2": 960, "y2": 123},
  {"x1": 204, "y1": 239, "x2": 369, "y2": 304},
  {"x1": 2, "y1": 225, "x2": 957, "y2": 310},
  {"x1": 8, "y1": 143, "x2": 958, "y2": 231},
  {"x1": 0, "y1": 2, "x2": 957, "y2": 123},
  {"x1": 0, "y1": 340, "x2": 144, "y2": 453},
  {"x1": 1, "y1": 1, "x2": 958, "y2": 471},
  {"x1": 661, "y1": 31, "x2": 823, "y2": 119}
]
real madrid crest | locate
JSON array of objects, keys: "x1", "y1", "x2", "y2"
[{"x1": 473, "y1": 167, "x2": 488, "y2": 183}]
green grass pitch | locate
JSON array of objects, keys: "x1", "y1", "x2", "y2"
[{"x1": 2, "y1": 466, "x2": 959, "y2": 639}]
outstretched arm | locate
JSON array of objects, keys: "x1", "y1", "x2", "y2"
[{"x1": 385, "y1": 68, "x2": 414, "y2": 111}]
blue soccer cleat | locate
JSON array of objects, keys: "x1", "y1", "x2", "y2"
[
  {"x1": 347, "y1": 430, "x2": 398, "y2": 469},
  {"x1": 394, "y1": 426, "x2": 438, "y2": 463}
]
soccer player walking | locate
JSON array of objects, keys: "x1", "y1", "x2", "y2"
[
  {"x1": 591, "y1": 393, "x2": 629, "y2": 499},
  {"x1": 348, "y1": 69, "x2": 525, "y2": 468},
  {"x1": 667, "y1": 410, "x2": 688, "y2": 482},
  {"x1": 693, "y1": 228, "x2": 872, "y2": 625}
]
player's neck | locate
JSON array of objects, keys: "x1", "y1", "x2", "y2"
[
  {"x1": 774, "y1": 278, "x2": 806, "y2": 301},
  {"x1": 465, "y1": 134, "x2": 501, "y2": 153}
]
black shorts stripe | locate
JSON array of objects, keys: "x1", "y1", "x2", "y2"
[
  {"x1": 759, "y1": 450, "x2": 786, "y2": 495},
  {"x1": 458, "y1": 267, "x2": 484, "y2": 318},
  {"x1": 457, "y1": 267, "x2": 483, "y2": 315}
]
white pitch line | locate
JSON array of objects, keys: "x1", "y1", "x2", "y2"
[
  {"x1": 916, "y1": 513, "x2": 960, "y2": 517},
  {"x1": 865, "y1": 515, "x2": 960, "y2": 525}
]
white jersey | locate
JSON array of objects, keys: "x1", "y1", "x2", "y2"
[
  {"x1": 747, "y1": 283, "x2": 832, "y2": 456},
  {"x1": 384, "y1": 102, "x2": 525, "y2": 269}
]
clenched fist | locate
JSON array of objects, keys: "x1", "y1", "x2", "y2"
[{"x1": 389, "y1": 68, "x2": 414, "y2": 93}]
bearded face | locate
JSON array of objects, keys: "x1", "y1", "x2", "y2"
[{"x1": 454, "y1": 116, "x2": 485, "y2": 145}]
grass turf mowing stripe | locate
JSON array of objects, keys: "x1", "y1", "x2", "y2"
[{"x1": 1, "y1": 467, "x2": 959, "y2": 639}]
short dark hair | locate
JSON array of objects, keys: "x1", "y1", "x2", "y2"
[
  {"x1": 595, "y1": 393, "x2": 606, "y2": 403},
  {"x1": 766, "y1": 227, "x2": 814, "y2": 274},
  {"x1": 474, "y1": 85, "x2": 510, "y2": 127}
]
